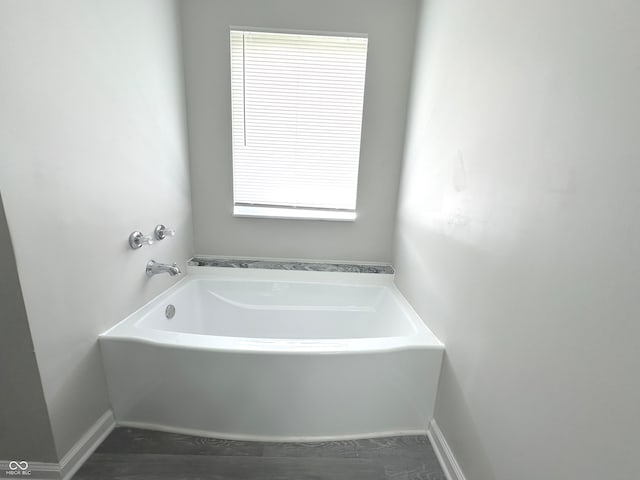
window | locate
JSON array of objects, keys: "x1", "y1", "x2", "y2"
[{"x1": 230, "y1": 28, "x2": 368, "y2": 221}]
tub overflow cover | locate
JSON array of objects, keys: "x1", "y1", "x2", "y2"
[{"x1": 165, "y1": 304, "x2": 176, "y2": 319}]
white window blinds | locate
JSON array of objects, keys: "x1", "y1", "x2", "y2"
[{"x1": 230, "y1": 29, "x2": 368, "y2": 220}]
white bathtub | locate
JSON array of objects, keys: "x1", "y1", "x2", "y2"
[{"x1": 99, "y1": 267, "x2": 444, "y2": 441}]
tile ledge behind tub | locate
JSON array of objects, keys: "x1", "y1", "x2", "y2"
[{"x1": 187, "y1": 257, "x2": 395, "y2": 275}]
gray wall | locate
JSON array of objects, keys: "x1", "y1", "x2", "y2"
[
  {"x1": 180, "y1": 0, "x2": 418, "y2": 262},
  {"x1": 0, "y1": 193, "x2": 57, "y2": 463},
  {"x1": 0, "y1": 0, "x2": 193, "y2": 459},
  {"x1": 393, "y1": 0, "x2": 640, "y2": 479}
]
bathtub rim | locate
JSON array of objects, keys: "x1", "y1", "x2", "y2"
[{"x1": 100, "y1": 269, "x2": 443, "y2": 355}]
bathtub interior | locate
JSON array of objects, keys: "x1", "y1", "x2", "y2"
[{"x1": 135, "y1": 278, "x2": 420, "y2": 340}]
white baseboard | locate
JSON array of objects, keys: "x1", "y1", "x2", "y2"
[
  {"x1": 0, "y1": 409, "x2": 113, "y2": 480},
  {"x1": 427, "y1": 419, "x2": 466, "y2": 480},
  {"x1": 59, "y1": 410, "x2": 115, "y2": 480}
]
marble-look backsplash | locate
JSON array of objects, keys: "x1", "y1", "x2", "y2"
[{"x1": 188, "y1": 257, "x2": 394, "y2": 274}]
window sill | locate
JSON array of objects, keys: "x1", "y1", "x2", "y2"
[{"x1": 233, "y1": 205, "x2": 356, "y2": 222}]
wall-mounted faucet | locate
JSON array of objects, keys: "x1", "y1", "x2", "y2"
[{"x1": 146, "y1": 260, "x2": 181, "y2": 277}]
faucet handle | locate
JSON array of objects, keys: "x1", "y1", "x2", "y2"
[
  {"x1": 154, "y1": 224, "x2": 176, "y2": 240},
  {"x1": 141, "y1": 235, "x2": 155, "y2": 245},
  {"x1": 129, "y1": 231, "x2": 155, "y2": 249}
]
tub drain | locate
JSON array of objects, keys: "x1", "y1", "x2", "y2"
[{"x1": 165, "y1": 304, "x2": 176, "y2": 319}]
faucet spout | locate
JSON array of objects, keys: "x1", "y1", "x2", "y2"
[{"x1": 146, "y1": 260, "x2": 182, "y2": 277}]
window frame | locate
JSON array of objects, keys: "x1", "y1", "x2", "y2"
[{"x1": 229, "y1": 27, "x2": 368, "y2": 222}]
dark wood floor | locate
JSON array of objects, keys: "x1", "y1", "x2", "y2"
[{"x1": 73, "y1": 427, "x2": 446, "y2": 480}]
